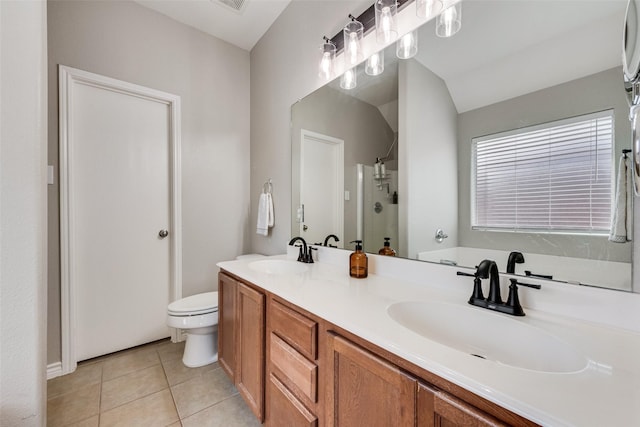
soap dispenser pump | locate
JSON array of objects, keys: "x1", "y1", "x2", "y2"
[
  {"x1": 378, "y1": 237, "x2": 396, "y2": 256},
  {"x1": 349, "y1": 240, "x2": 368, "y2": 278}
]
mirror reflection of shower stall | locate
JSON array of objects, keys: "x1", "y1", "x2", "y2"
[{"x1": 356, "y1": 163, "x2": 399, "y2": 253}]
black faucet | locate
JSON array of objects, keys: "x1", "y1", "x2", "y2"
[
  {"x1": 288, "y1": 237, "x2": 315, "y2": 263},
  {"x1": 506, "y1": 251, "x2": 525, "y2": 274},
  {"x1": 476, "y1": 259, "x2": 502, "y2": 305},
  {"x1": 323, "y1": 234, "x2": 340, "y2": 247},
  {"x1": 457, "y1": 259, "x2": 540, "y2": 316}
]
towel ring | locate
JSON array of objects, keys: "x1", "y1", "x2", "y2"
[{"x1": 263, "y1": 179, "x2": 273, "y2": 194}]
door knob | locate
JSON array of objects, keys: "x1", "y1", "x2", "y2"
[
  {"x1": 303, "y1": 225, "x2": 308, "y2": 231},
  {"x1": 158, "y1": 229, "x2": 169, "y2": 238}
]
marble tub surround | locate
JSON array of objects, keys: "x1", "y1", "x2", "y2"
[{"x1": 219, "y1": 248, "x2": 640, "y2": 426}]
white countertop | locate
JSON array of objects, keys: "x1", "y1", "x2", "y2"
[{"x1": 217, "y1": 250, "x2": 640, "y2": 426}]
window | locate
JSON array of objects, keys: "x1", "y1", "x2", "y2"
[{"x1": 472, "y1": 110, "x2": 613, "y2": 234}]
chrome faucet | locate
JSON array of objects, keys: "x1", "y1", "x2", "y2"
[
  {"x1": 457, "y1": 258, "x2": 540, "y2": 316},
  {"x1": 288, "y1": 237, "x2": 315, "y2": 263},
  {"x1": 506, "y1": 251, "x2": 525, "y2": 274},
  {"x1": 323, "y1": 234, "x2": 340, "y2": 247}
]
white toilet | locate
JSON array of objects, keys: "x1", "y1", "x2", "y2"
[{"x1": 167, "y1": 291, "x2": 219, "y2": 368}]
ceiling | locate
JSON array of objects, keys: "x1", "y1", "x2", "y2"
[{"x1": 134, "y1": 0, "x2": 291, "y2": 51}]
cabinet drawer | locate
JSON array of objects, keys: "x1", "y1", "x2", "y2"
[
  {"x1": 270, "y1": 333, "x2": 317, "y2": 402},
  {"x1": 268, "y1": 373, "x2": 318, "y2": 427},
  {"x1": 270, "y1": 299, "x2": 317, "y2": 360}
]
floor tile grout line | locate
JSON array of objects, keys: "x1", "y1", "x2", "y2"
[{"x1": 178, "y1": 391, "x2": 241, "y2": 423}]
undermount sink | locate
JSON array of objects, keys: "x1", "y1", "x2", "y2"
[
  {"x1": 249, "y1": 259, "x2": 309, "y2": 275},
  {"x1": 387, "y1": 301, "x2": 588, "y2": 374}
]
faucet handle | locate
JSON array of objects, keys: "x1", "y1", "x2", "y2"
[
  {"x1": 510, "y1": 278, "x2": 541, "y2": 289},
  {"x1": 506, "y1": 279, "x2": 526, "y2": 316},
  {"x1": 307, "y1": 246, "x2": 318, "y2": 263}
]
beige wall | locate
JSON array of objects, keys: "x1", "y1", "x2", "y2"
[
  {"x1": 1, "y1": 0, "x2": 48, "y2": 422},
  {"x1": 457, "y1": 67, "x2": 631, "y2": 262},
  {"x1": 47, "y1": 0, "x2": 250, "y2": 364}
]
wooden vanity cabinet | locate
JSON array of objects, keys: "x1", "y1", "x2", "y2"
[
  {"x1": 266, "y1": 297, "x2": 320, "y2": 427},
  {"x1": 417, "y1": 382, "x2": 507, "y2": 427},
  {"x1": 217, "y1": 272, "x2": 265, "y2": 421},
  {"x1": 327, "y1": 333, "x2": 513, "y2": 427},
  {"x1": 326, "y1": 333, "x2": 416, "y2": 427},
  {"x1": 218, "y1": 270, "x2": 536, "y2": 427}
]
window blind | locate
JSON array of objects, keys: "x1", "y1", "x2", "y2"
[{"x1": 472, "y1": 110, "x2": 613, "y2": 233}]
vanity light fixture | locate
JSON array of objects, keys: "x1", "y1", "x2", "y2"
[
  {"x1": 344, "y1": 15, "x2": 364, "y2": 67},
  {"x1": 396, "y1": 30, "x2": 418, "y2": 59},
  {"x1": 436, "y1": 2, "x2": 461, "y2": 38},
  {"x1": 318, "y1": 37, "x2": 337, "y2": 81},
  {"x1": 375, "y1": 0, "x2": 398, "y2": 44},
  {"x1": 416, "y1": 0, "x2": 442, "y2": 18},
  {"x1": 340, "y1": 67, "x2": 358, "y2": 90},
  {"x1": 365, "y1": 50, "x2": 384, "y2": 76}
]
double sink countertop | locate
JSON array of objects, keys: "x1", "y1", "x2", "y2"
[{"x1": 217, "y1": 250, "x2": 640, "y2": 426}]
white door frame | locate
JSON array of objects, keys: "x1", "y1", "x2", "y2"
[
  {"x1": 59, "y1": 65, "x2": 182, "y2": 374},
  {"x1": 300, "y1": 129, "x2": 344, "y2": 244}
]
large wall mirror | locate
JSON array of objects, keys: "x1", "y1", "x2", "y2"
[{"x1": 291, "y1": 0, "x2": 635, "y2": 292}]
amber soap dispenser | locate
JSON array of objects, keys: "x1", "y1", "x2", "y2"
[
  {"x1": 378, "y1": 237, "x2": 396, "y2": 256},
  {"x1": 349, "y1": 240, "x2": 368, "y2": 278}
]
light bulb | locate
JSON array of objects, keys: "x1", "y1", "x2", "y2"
[
  {"x1": 344, "y1": 20, "x2": 364, "y2": 66},
  {"x1": 380, "y1": 7, "x2": 392, "y2": 42},
  {"x1": 396, "y1": 31, "x2": 417, "y2": 59},
  {"x1": 318, "y1": 40, "x2": 336, "y2": 80},
  {"x1": 319, "y1": 52, "x2": 332, "y2": 80},
  {"x1": 416, "y1": 0, "x2": 442, "y2": 18},
  {"x1": 365, "y1": 51, "x2": 384, "y2": 76},
  {"x1": 375, "y1": 0, "x2": 397, "y2": 44},
  {"x1": 340, "y1": 68, "x2": 357, "y2": 90},
  {"x1": 436, "y1": 3, "x2": 461, "y2": 38},
  {"x1": 349, "y1": 32, "x2": 359, "y2": 65}
]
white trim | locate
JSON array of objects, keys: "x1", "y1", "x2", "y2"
[
  {"x1": 59, "y1": 65, "x2": 183, "y2": 375},
  {"x1": 300, "y1": 129, "x2": 344, "y2": 245},
  {"x1": 47, "y1": 362, "x2": 63, "y2": 380}
]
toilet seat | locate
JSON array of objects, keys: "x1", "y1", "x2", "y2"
[{"x1": 168, "y1": 291, "x2": 218, "y2": 317}]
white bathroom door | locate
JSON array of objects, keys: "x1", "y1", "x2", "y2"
[
  {"x1": 300, "y1": 130, "x2": 344, "y2": 246},
  {"x1": 60, "y1": 66, "x2": 182, "y2": 364}
]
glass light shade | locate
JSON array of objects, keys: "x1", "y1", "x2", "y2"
[
  {"x1": 365, "y1": 51, "x2": 385, "y2": 76},
  {"x1": 436, "y1": 3, "x2": 462, "y2": 38},
  {"x1": 344, "y1": 20, "x2": 364, "y2": 66},
  {"x1": 416, "y1": 0, "x2": 443, "y2": 18},
  {"x1": 375, "y1": 0, "x2": 398, "y2": 44},
  {"x1": 340, "y1": 68, "x2": 357, "y2": 90},
  {"x1": 396, "y1": 31, "x2": 418, "y2": 59},
  {"x1": 318, "y1": 40, "x2": 336, "y2": 80}
]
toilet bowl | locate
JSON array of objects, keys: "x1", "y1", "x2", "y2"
[{"x1": 167, "y1": 291, "x2": 219, "y2": 368}]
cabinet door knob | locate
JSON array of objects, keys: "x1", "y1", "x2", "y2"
[{"x1": 158, "y1": 229, "x2": 169, "y2": 238}]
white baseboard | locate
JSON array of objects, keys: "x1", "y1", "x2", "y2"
[{"x1": 47, "y1": 362, "x2": 63, "y2": 380}]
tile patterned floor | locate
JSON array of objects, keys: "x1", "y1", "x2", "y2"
[{"x1": 47, "y1": 339, "x2": 262, "y2": 427}]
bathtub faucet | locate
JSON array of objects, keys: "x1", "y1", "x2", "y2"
[{"x1": 506, "y1": 251, "x2": 525, "y2": 274}]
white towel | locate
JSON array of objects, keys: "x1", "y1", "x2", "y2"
[
  {"x1": 256, "y1": 192, "x2": 274, "y2": 236},
  {"x1": 609, "y1": 155, "x2": 633, "y2": 243}
]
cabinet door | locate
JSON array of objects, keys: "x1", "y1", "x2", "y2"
[
  {"x1": 237, "y1": 282, "x2": 266, "y2": 421},
  {"x1": 417, "y1": 382, "x2": 507, "y2": 427},
  {"x1": 326, "y1": 333, "x2": 416, "y2": 427},
  {"x1": 218, "y1": 272, "x2": 237, "y2": 382}
]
